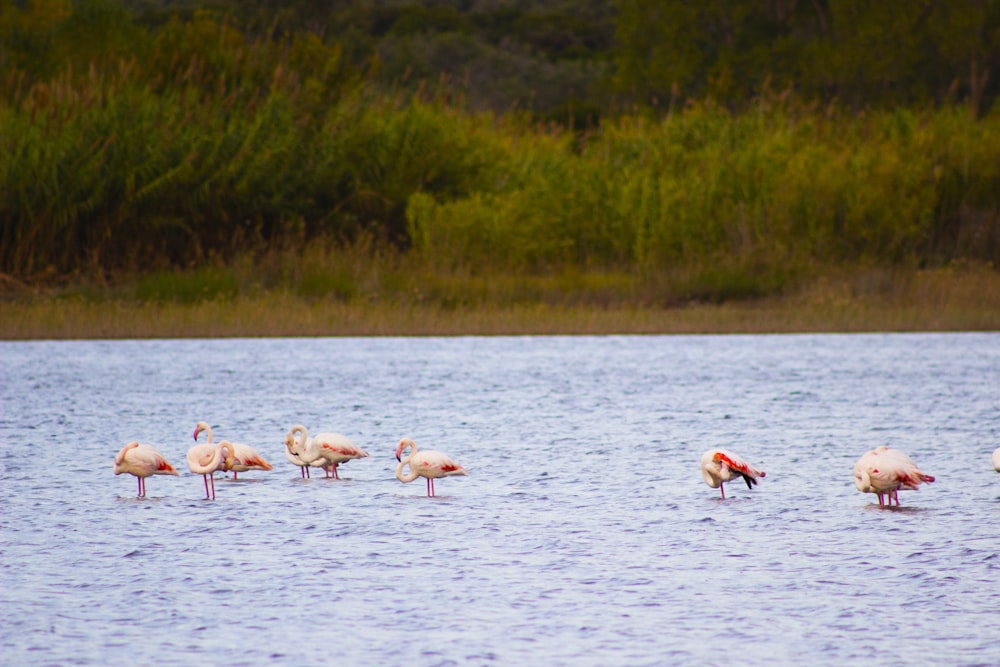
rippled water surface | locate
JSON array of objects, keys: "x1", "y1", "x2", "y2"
[{"x1": 2, "y1": 334, "x2": 999, "y2": 666}]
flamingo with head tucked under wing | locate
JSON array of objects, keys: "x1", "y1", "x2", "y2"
[
  {"x1": 394, "y1": 438, "x2": 467, "y2": 497},
  {"x1": 700, "y1": 448, "x2": 766, "y2": 499},
  {"x1": 113, "y1": 441, "x2": 179, "y2": 497},
  {"x1": 285, "y1": 425, "x2": 369, "y2": 480},
  {"x1": 194, "y1": 421, "x2": 271, "y2": 480},
  {"x1": 853, "y1": 445, "x2": 935, "y2": 508},
  {"x1": 187, "y1": 437, "x2": 234, "y2": 500}
]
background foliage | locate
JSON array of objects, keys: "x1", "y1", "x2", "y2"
[{"x1": 1, "y1": 0, "x2": 998, "y2": 304}]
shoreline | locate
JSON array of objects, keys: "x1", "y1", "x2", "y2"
[{"x1": 3, "y1": 265, "x2": 997, "y2": 339}]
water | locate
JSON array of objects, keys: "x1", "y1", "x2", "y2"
[{"x1": 2, "y1": 334, "x2": 999, "y2": 666}]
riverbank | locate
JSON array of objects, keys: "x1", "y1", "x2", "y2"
[{"x1": 2, "y1": 265, "x2": 997, "y2": 339}]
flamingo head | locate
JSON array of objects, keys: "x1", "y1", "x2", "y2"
[
  {"x1": 853, "y1": 467, "x2": 871, "y2": 493},
  {"x1": 193, "y1": 421, "x2": 209, "y2": 441},
  {"x1": 395, "y1": 438, "x2": 415, "y2": 461},
  {"x1": 284, "y1": 431, "x2": 301, "y2": 454},
  {"x1": 221, "y1": 443, "x2": 236, "y2": 470}
]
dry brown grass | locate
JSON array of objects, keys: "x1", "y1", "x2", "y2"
[{"x1": 2, "y1": 265, "x2": 997, "y2": 339}]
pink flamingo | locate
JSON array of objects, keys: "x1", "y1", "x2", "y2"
[
  {"x1": 854, "y1": 445, "x2": 935, "y2": 507},
  {"x1": 284, "y1": 437, "x2": 321, "y2": 478},
  {"x1": 113, "y1": 442, "x2": 179, "y2": 497},
  {"x1": 187, "y1": 438, "x2": 234, "y2": 500},
  {"x1": 700, "y1": 448, "x2": 766, "y2": 499},
  {"x1": 285, "y1": 425, "x2": 369, "y2": 480},
  {"x1": 194, "y1": 422, "x2": 272, "y2": 480},
  {"x1": 394, "y1": 438, "x2": 467, "y2": 497}
]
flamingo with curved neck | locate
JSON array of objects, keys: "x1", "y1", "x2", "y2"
[
  {"x1": 700, "y1": 448, "x2": 766, "y2": 499},
  {"x1": 285, "y1": 424, "x2": 369, "y2": 480},
  {"x1": 187, "y1": 437, "x2": 234, "y2": 501},
  {"x1": 113, "y1": 441, "x2": 179, "y2": 497},
  {"x1": 194, "y1": 421, "x2": 272, "y2": 480},
  {"x1": 394, "y1": 438, "x2": 467, "y2": 497}
]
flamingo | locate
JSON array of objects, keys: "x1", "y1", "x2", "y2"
[
  {"x1": 187, "y1": 438, "x2": 234, "y2": 500},
  {"x1": 284, "y1": 437, "x2": 321, "y2": 478},
  {"x1": 853, "y1": 445, "x2": 935, "y2": 507},
  {"x1": 285, "y1": 425, "x2": 369, "y2": 480},
  {"x1": 394, "y1": 438, "x2": 467, "y2": 497},
  {"x1": 993, "y1": 447, "x2": 1000, "y2": 472},
  {"x1": 113, "y1": 442, "x2": 179, "y2": 497},
  {"x1": 700, "y1": 448, "x2": 766, "y2": 499},
  {"x1": 193, "y1": 421, "x2": 272, "y2": 480}
]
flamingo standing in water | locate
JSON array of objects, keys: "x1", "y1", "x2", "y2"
[
  {"x1": 193, "y1": 422, "x2": 272, "y2": 480},
  {"x1": 187, "y1": 438, "x2": 234, "y2": 500},
  {"x1": 285, "y1": 425, "x2": 369, "y2": 480},
  {"x1": 992, "y1": 447, "x2": 1000, "y2": 472},
  {"x1": 113, "y1": 442, "x2": 179, "y2": 497},
  {"x1": 853, "y1": 445, "x2": 935, "y2": 507},
  {"x1": 700, "y1": 448, "x2": 766, "y2": 499},
  {"x1": 284, "y1": 437, "x2": 321, "y2": 478},
  {"x1": 394, "y1": 438, "x2": 467, "y2": 497}
]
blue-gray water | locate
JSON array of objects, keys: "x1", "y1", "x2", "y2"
[{"x1": 2, "y1": 334, "x2": 999, "y2": 666}]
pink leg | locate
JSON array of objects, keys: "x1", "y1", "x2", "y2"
[
  {"x1": 720, "y1": 484, "x2": 726, "y2": 500},
  {"x1": 233, "y1": 471, "x2": 239, "y2": 480},
  {"x1": 137, "y1": 477, "x2": 143, "y2": 497},
  {"x1": 210, "y1": 474, "x2": 216, "y2": 500},
  {"x1": 333, "y1": 465, "x2": 340, "y2": 480},
  {"x1": 203, "y1": 474, "x2": 210, "y2": 499}
]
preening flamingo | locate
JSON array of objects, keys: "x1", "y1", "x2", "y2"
[
  {"x1": 113, "y1": 441, "x2": 179, "y2": 497},
  {"x1": 853, "y1": 445, "x2": 935, "y2": 507},
  {"x1": 993, "y1": 448, "x2": 1000, "y2": 472},
  {"x1": 194, "y1": 421, "x2": 272, "y2": 479},
  {"x1": 285, "y1": 425, "x2": 369, "y2": 480},
  {"x1": 284, "y1": 437, "x2": 320, "y2": 478},
  {"x1": 187, "y1": 438, "x2": 234, "y2": 500},
  {"x1": 700, "y1": 448, "x2": 766, "y2": 499},
  {"x1": 394, "y1": 438, "x2": 467, "y2": 497}
]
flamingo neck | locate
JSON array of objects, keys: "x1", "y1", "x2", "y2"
[
  {"x1": 395, "y1": 441, "x2": 419, "y2": 482},
  {"x1": 196, "y1": 422, "x2": 214, "y2": 444}
]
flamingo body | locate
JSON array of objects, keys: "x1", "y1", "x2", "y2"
[
  {"x1": 993, "y1": 447, "x2": 1000, "y2": 472},
  {"x1": 395, "y1": 438, "x2": 467, "y2": 497},
  {"x1": 113, "y1": 442, "x2": 179, "y2": 497},
  {"x1": 700, "y1": 448, "x2": 765, "y2": 499},
  {"x1": 853, "y1": 445, "x2": 935, "y2": 507},
  {"x1": 286, "y1": 425, "x2": 368, "y2": 479}
]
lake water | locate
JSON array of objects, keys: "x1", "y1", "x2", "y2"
[{"x1": 1, "y1": 334, "x2": 999, "y2": 666}]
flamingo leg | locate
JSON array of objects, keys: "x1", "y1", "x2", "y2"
[
  {"x1": 233, "y1": 471, "x2": 239, "y2": 480},
  {"x1": 333, "y1": 465, "x2": 340, "y2": 480},
  {"x1": 203, "y1": 474, "x2": 210, "y2": 499},
  {"x1": 210, "y1": 474, "x2": 216, "y2": 500},
  {"x1": 719, "y1": 484, "x2": 726, "y2": 500},
  {"x1": 137, "y1": 477, "x2": 143, "y2": 497}
]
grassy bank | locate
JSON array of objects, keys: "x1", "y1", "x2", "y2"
[{"x1": 3, "y1": 263, "x2": 997, "y2": 339}]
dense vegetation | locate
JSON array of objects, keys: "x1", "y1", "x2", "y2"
[{"x1": 1, "y1": 0, "x2": 998, "y2": 306}]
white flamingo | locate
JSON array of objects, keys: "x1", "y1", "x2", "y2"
[
  {"x1": 187, "y1": 438, "x2": 234, "y2": 500},
  {"x1": 853, "y1": 445, "x2": 935, "y2": 507},
  {"x1": 285, "y1": 425, "x2": 369, "y2": 480},
  {"x1": 194, "y1": 421, "x2": 272, "y2": 479},
  {"x1": 113, "y1": 442, "x2": 179, "y2": 497},
  {"x1": 700, "y1": 448, "x2": 766, "y2": 499},
  {"x1": 394, "y1": 438, "x2": 467, "y2": 497},
  {"x1": 993, "y1": 447, "x2": 1000, "y2": 472}
]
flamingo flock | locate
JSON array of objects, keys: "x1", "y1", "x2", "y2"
[
  {"x1": 113, "y1": 422, "x2": 991, "y2": 507},
  {"x1": 113, "y1": 421, "x2": 467, "y2": 499}
]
